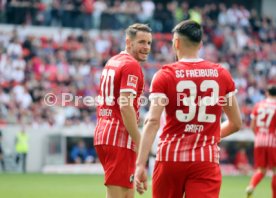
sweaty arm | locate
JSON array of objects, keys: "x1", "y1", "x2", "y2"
[
  {"x1": 135, "y1": 97, "x2": 165, "y2": 194},
  {"x1": 221, "y1": 95, "x2": 242, "y2": 138},
  {"x1": 137, "y1": 98, "x2": 165, "y2": 166},
  {"x1": 250, "y1": 116, "x2": 256, "y2": 133},
  {"x1": 119, "y1": 92, "x2": 140, "y2": 149}
]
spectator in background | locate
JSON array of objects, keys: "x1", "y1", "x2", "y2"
[
  {"x1": 70, "y1": 139, "x2": 92, "y2": 164},
  {"x1": 15, "y1": 127, "x2": 29, "y2": 173},
  {"x1": 0, "y1": 130, "x2": 5, "y2": 172},
  {"x1": 189, "y1": 6, "x2": 202, "y2": 24},
  {"x1": 246, "y1": 84, "x2": 276, "y2": 198},
  {"x1": 138, "y1": 0, "x2": 155, "y2": 24},
  {"x1": 93, "y1": 0, "x2": 107, "y2": 29}
]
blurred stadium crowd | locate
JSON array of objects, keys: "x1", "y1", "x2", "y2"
[{"x1": 0, "y1": 0, "x2": 275, "y2": 129}]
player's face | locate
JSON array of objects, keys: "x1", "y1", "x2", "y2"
[{"x1": 129, "y1": 31, "x2": 152, "y2": 62}]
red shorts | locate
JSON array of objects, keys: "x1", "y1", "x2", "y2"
[
  {"x1": 95, "y1": 145, "x2": 136, "y2": 188},
  {"x1": 152, "y1": 161, "x2": 221, "y2": 198},
  {"x1": 254, "y1": 147, "x2": 276, "y2": 168}
]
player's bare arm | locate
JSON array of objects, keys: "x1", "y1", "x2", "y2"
[
  {"x1": 119, "y1": 92, "x2": 141, "y2": 150},
  {"x1": 135, "y1": 97, "x2": 165, "y2": 194},
  {"x1": 221, "y1": 95, "x2": 242, "y2": 138},
  {"x1": 250, "y1": 116, "x2": 256, "y2": 132}
]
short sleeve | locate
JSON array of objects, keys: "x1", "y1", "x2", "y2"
[
  {"x1": 222, "y1": 68, "x2": 237, "y2": 98},
  {"x1": 250, "y1": 103, "x2": 259, "y2": 120},
  {"x1": 120, "y1": 62, "x2": 141, "y2": 95},
  {"x1": 149, "y1": 69, "x2": 168, "y2": 101}
]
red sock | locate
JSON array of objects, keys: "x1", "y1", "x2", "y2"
[
  {"x1": 272, "y1": 175, "x2": 276, "y2": 198},
  {"x1": 249, "y1": 171, "x2": 265, "y2": 188}
]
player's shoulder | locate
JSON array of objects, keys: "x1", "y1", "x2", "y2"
[
  {"x1": 106, "y1": 52, "x2": 139, "y2": 69},
  {"x1": 160, "y1": 59, "x2": 225, "y2": 72},
  {"x1": 116, "y1": 52, "x2": 139, "y2": 66},
  {"x1": 254, "y1": 99, "x2": 267, "y2": 108},
  {"x1": 264, "y1": 98, "x2": 276, "y2": 106},
  {"x1": 202, "y1": 60, "x2": 234, "y2": 79},
  {"x1": 160, "y1": 61, "x2": 181, "y2": 73},
  {"x1": 151, "y1": 63, "x2": 176, "y2": 80},
  {"x1": 201, "y1": 60, "x2": 227, "y2": 71}
]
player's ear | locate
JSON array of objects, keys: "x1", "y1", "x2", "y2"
[
  {"x1": 174, "y1": 38, "x2": 180, "y2": 50},
  {"x1": 126, "y1": 37, "x2": 131, "y2": 49}
]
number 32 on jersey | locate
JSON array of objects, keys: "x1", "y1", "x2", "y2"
[{"x1": 176, "y1": 80, "x2": 219, "y2": 123}]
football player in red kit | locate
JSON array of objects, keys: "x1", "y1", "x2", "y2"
[
  {"x1": 135, "y1": 20, "x2": 242, "y2": 198},
  {"x1": 94, "y1": 24, "x2": 152, "y2": 198},
  {"x1": 246, "y1": 84, "x2": 276, "y2": 198}
]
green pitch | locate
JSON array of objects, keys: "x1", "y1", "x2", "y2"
[{"x1": 0, "y1": 174, "x2": 271, "y2": 198}]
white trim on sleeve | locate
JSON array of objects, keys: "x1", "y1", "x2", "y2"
[
  {"x1": 120, "y1": 88, "x2": 137, "y2": 95},
  {"x1": 149, "y1": 93, "x2": 168, "y2": 101},
  {"x1": 225, "y1": 89, "x2": 238, "y2": 98}
]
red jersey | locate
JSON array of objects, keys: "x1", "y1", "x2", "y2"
[
  {"x1": 94, "y1": 52, "x2": 144, "y2": 150},
  {"x1": 251, "y1": 98, "x2": 276, "y2": 147},
  {"x1": 150, "y1": 58, "x2": 236, "y2": 163}
]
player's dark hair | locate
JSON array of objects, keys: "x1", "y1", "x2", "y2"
[
  {"x1": 267, "y1": 85, "x2": 276, "y2": 96},
  {"x1": 125, "y1": 23, "x2": 152, "y2": 39},
  {"x1": 172, "y1": 20, "x2": 202, "y2": 43}
]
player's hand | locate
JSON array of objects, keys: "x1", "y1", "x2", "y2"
[{"x1": 135, "y1": 165, "x2": 148, "y2": 194}]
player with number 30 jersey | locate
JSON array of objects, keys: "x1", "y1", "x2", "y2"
[
  {"x1": 94, "y1": 51, "x2": 144, "y2": 150},
  {"x1": 94, "y1": 24, "x2": 152, "y2": 198}
]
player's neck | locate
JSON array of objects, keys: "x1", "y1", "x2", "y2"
[
  {"x1": 177, "y1": 53, "x2": 199, "y2": 60},
  {"x1": 124, "y1": 49, "x2": 137, "y2": 61},
  {"x1": 177, "y1": 48, "x2": 198, "y2": 59},
  {"x1": 122, "y1": 50, "x2": 130, "y2": 55}
]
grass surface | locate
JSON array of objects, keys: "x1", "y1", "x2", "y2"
[{"x1": 0, "y1": 173, "x2": 271, "y2": 198}]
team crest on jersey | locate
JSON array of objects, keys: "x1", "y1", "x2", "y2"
[
  {"x1": 127, "y1": 75, "x2": 138, "y2": 88},
  {"x1": 129, "y1": 174, "x2": 134, "y2": 183}
]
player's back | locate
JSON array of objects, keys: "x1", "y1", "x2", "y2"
[
  {"x1": 94, "y1": 52, "x2": 144, "y2": 150},
  {"x1": 150, "y1": 58, "x2": 236, "y2": 163},
  {"x1": 252, "y1": 98, "x2": 276, "y2": 147}
]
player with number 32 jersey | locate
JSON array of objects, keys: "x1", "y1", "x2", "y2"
[
  {"x1": 135, "y1": 20, "x2": 242, "y2": 198},
  {"x1": 150, "y1": 58, "x2": 236, "y2": 163}
]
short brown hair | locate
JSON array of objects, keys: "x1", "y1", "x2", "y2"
[{"x1": 125, "y1": 23, "x2": 152, "y2": 39}]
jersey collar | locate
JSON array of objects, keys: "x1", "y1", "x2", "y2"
[
  {"x1": 266, "y1": 98, "x2": 276, "y2": 102},
  {"x1": 179, "y1": 58, "x2": 204, "y2": 62},
  {"x1": 120, "y1": 51, "x2": 130, "y2": 55}
]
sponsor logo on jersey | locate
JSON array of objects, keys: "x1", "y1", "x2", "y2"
[{"x1": 127, "y1": 75, "x2": 138, "y2": 88}]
